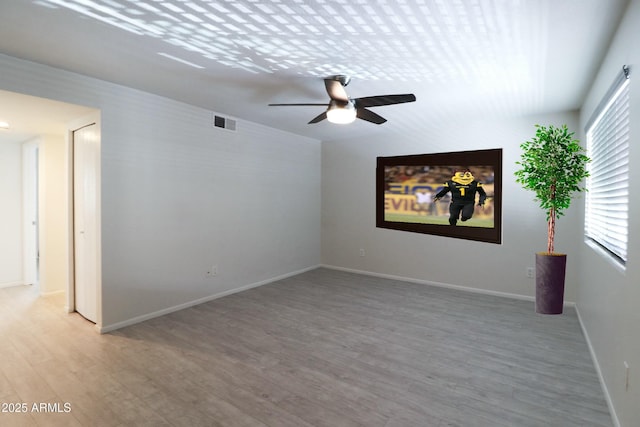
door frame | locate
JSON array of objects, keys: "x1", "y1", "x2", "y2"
[
  {"x1": 67, "y1": 113, "x2": 102, "y2": 329},
  {"x1": 22, "y1": 139, "x2": 40, "y2": 287}
]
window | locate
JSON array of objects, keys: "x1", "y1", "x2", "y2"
[{"x1": 585, "y1": 66, "x2": 630, "y2": 264}]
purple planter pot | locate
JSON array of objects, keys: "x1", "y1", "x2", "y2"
[{"x1": 535, "y1": 253, "x2": 567, "y2": 315}]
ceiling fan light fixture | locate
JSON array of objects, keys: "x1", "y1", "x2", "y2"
[
  {"x1": 268, "y1": 76, "x2": 415, "y2": 125},
  {"x1": 326, "y1": 101, "x2": 356, "y2": 124}
]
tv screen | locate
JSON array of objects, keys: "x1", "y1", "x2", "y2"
[{"x1": 376, "y1": 148, "x2": 502, "y2": 244}]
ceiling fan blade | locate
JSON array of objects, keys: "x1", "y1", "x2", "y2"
[
  {"x1": 356, "y1": 108, "x2": 387, "y2": 124},
  {"x1": 354, "y1": 94, "x2": 416, "y2": 108},
  {"x1": 324, "y1": 78, "x2": 350, "y2": 102},
  {"x1": 270, "y1": 77, "x2": 412, "y2": 125},
  {"x1": 268, "y1": 103, "x2": 328, "y2": 106},
  {"x1": 308, "y1": 111, "x2": 328, "y2": 124}
]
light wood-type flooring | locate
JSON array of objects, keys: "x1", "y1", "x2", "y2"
[{"x1": 0, "y1": 268, "x2": 612, "y2": 426}]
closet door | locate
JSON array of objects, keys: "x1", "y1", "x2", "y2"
[{"x1": 73, "y1": 123, "x2": 98, "y2": 323}]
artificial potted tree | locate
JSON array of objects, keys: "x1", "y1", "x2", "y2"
[{"x1": 515, "y1": 124, "x2": 590, "y2": 314}]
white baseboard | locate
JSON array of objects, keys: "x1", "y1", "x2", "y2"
[
  {"x1": 40, "y1": 289, "x2": 64, "y2": 297},
  {"x1": 0, "y1": 281, "x2": 26, "y2": 289},
  {"x1": 575, "y1": 305, "x2": 620, "y2": 427},
  {"x1": 321, "y1": 264, "x2": 578, "y2": 307},
  {"x1": 99, "y1": 264, "x2": 576, "y2": 333},
  {"x1": 98, "y1": 265, "x2": 320, "y2": 334}
]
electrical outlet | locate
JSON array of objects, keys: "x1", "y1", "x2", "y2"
[
  {"x1": 526, "y1": 267, "x2": 534, "y2": 278},
  {"x1": 359, "y1": 248, "x2": 365, "y2": 257},
  {"x1": 206, "y1": 265, "x2": 218, "y2": 277}
]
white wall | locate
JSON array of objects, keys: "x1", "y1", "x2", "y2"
[
  {"x1": 38, "y1": 134, "x2": 69, "y2": 295},
  {"x1": 578, "y1": 1, "x2": 640, "y2": 425},
  {"x1": 0, "y1": 54, "x2": 322, "y2": 331},
  {"x1": 0, "y1": 139, "x2": 22, "y2": 287},
  {"x1": 322, "y1": 111, "x2": 583, "y2": 302}
]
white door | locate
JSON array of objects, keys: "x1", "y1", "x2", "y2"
[
  {"x1": 73, "y1": 123, "x2": 99, "y2": 323},
  {"x1": 22, "y1": 141, "x2": 39, "y2": 286}
]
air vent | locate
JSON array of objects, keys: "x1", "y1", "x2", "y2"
[{"x1": 213, "y1": 114, "x2": 237, "y2": 131}]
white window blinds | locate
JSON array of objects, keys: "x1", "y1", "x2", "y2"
[{"x1": 585, "y1": 66, "x2": 630, "y2": 264}]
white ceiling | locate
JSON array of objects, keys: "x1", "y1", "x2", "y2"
[
  {"x1": 0, "y1": 0, "x2": 630, "y2": 143},
  {"x1": 0, "y1": 89, "x2": 96, "y2": 143}
]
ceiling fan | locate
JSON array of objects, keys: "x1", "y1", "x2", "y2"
[{"x1": 268, "y1": 75, "x2": 416, "y2": 125}]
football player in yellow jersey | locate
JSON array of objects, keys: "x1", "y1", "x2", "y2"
[{"x1": 434, "y1": 169, "x2": 486, "y2": 225}]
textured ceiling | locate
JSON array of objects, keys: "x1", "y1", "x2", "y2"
[{"x1": 0, "y1": 0, "x2": 630, "y2": 142}]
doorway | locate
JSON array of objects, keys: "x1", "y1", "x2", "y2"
[
  {"x1": 22, "y1": 141, "x2": 39, "y2": 288},
  {"x1": 1, "y1": 89, "x2": 100, "y2": 326}
]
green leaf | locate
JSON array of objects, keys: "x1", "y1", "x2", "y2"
[{"x1": 514, "y1": 124, "x2": 591, "y2": 251}]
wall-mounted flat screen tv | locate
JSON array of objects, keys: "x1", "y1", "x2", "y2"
[{"x1": 376, "y1": 148, "x2": 502, "y2": 244}]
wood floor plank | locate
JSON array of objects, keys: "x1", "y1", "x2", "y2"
[{"x1": 0, "y1": 268, "x2": 612, "y2": 426}]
